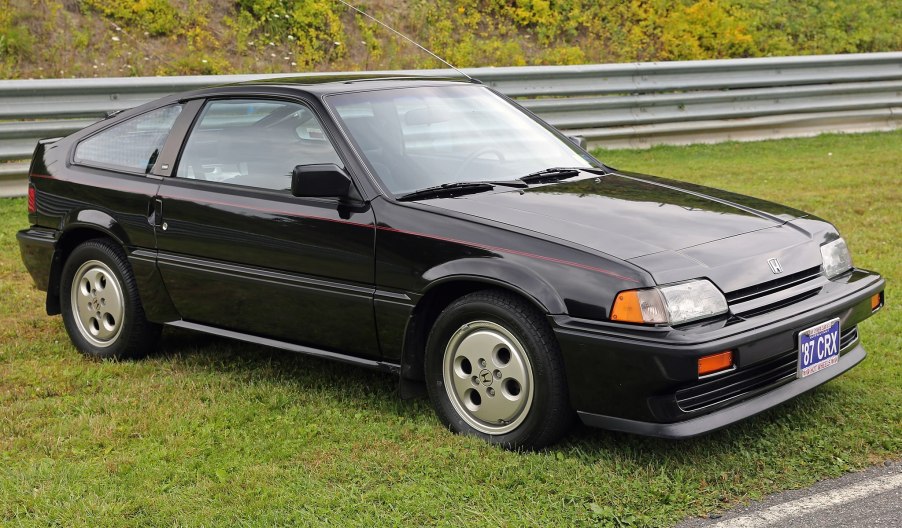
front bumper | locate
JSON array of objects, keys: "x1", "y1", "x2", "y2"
[
  {"x1": 578, "y1": 344, "x2": 865, "y2": 438},
  {"x1": 552, "y1": 268, "x2": 884, "y2": 438}
]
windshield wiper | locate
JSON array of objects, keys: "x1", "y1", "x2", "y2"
[
  {"x1": 396, "y1": 180, "x2": 525, "y2": 202},
  {"x1": 519, "y1": 166, "x2": 606, "y2": 184}
]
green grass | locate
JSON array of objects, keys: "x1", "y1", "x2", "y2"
[{"x1": 1, "y1": 131, "x2": 900, "y2": 527}]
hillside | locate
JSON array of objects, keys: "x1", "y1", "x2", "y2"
[{"x1": 1, "y1": 0, "x2": 901, "y2": 79}]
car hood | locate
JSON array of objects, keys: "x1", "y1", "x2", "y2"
[{"x1": 421, "y1": 172, "x2": 810, "y2": 261}]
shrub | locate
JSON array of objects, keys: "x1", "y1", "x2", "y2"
[
  {"x1": 158, "y1": 54, "x2": 232, "y2": 75},
  {"x1": 3, "y1": 0, "x2": 902, "y2": 78},
  {"x1": 80, "y1": 0, "x2": 181, "y2": 36},
  {"x1": 235, "y1": 0, "x2": 346, "y2": 68},
  {"x1": 0, "y1": 25, "x2": 33, "y2": 60}
]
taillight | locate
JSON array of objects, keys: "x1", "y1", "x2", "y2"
[{"x1": 27, "y1": 184, "x2": 36, "y2": 214}]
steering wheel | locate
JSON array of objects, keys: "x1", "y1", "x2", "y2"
[{"x1": 452, "y1": 147, "x2": 506, "y2": 179}]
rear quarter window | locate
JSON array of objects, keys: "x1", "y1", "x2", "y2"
[{"x1": 74, "y1": 105, "x2": 183, "y2": 174}]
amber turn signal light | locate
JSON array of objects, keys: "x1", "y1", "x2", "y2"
[
  {"x1": 871, "y1": 293, "x2": 882, "y2": 311},
  {"x1": 698, "y1": 350, "x2": 733, "y2": 376},
  {"x1": 611, "y1": 290, "x2": 643, "y2": 323}
]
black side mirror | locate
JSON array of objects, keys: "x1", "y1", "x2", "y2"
[
  {"x1": 291, "y1": 163, "x2": 352, "y2": 198},
  {"x1": 568, "y1": 135, "x2": 588, "y2": 149}
]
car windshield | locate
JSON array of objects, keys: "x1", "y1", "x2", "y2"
[{"x1": 326, "y1": 85, "x2": 600, "y2": 195}]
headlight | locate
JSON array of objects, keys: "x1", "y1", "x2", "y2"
[
  {"x1": 611, "y1": 279, "x2": 728, "y2": 326},
  {"x1": 820, "y1": 238, "x2": 853, "y2": 279}
]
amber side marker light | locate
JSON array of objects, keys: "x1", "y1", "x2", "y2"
[
  {"x1": 698, "y1": 350, "x2": 733, "y2": 377},
  {"x1": 871, "y1": 293, "x2": 882, "y2": 311}
]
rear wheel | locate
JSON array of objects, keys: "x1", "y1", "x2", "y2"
[
  {"x1": 60, "y1": 239, "x2": 160, "y2": 359},
  {"x1": 425, "y1": 290, "x2": 573, "y2": 449}
]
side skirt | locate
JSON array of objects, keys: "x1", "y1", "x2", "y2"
[{"x1": 166, "y1": 320, "x2": 401, "y2": 374}]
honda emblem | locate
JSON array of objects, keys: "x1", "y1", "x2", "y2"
[{"x1": 768, "y1": 258, "x2": 783, "y2": 274}]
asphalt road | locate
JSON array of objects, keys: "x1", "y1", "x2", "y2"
[{"x1": 678, "y1": 460, "x2": 901, "y2": 528}]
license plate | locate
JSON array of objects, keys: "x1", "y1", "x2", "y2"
[{"x1": 797, "y1": 318, "x2": 841, "y2": 378}]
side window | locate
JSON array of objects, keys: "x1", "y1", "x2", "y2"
[
  {"x1": 74, "y1": 105, "x2": 182, "y2": 174},
  {"x1": 176, "y1": 99, "x2": 342, "y2": 192}
]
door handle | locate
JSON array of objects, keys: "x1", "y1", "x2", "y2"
[{"x1": 152, "y1": 198, "x2": 164, "y2": 228}]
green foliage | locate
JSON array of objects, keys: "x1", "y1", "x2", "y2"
[
  {"x1": 0, "y1": 25, "x2": 33, "y2": 59},
  {"x1": 1, "y1": 0, "x2": 900, "y2": 78},
  {"x1": 538, "y1": 45, "x2": 586, "y2": 65},
  {"x1": 80, "y1": 0, "x2": 181, "y2": 36},
  {"x1": 0, "y1": 3, "x2": 33, "y2": 61},
  {"x1": 734, "y1": 0, "x2": 902, "y2": 56},
  {"x1": 0, "y1": 4, "x2": 32, "y2": 77},
  {"x1": 71, "y1": 28, "x2": 92, "y2": 50},
  {"x1": 355, "y1": 14, "x2": 383, "y2": 70},
  {"x1": 234, "y1": 0, "x2": 346, "y2": 68},
  {"x1": 659, "y1": 0, "x2": 757, "y2": 60},
  {"x1": 157, "y1": 54, "x2": 232, "y2": 76},
  {"x1": 224, "y1": 10, "x2": 259, "y2": 53},
  {"x1": 409, "y1": 0, "x2": 529, "y2": 67}
]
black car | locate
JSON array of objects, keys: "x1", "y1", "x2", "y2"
[{"x1": 17, "y1": 76, "x2": 884, "y2": 449}]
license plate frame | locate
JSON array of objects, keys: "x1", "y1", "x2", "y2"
[{"x1": 797, "y1": 317, "x2": 841, "y2": 378}]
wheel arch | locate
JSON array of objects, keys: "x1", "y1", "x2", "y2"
[
  {"x1": 399, "y1": 262, "x2": 565, "y2": 382},
  {"x1": 45, "y1": 218, "x2": 130, "y2": 315}
]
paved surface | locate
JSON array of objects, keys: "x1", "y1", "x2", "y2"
[{"x1": 678, "y1": 460, "x2": 901, "y2": 528}]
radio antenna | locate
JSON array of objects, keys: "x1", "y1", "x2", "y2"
[{"x1": 333, "y1": 0, "x2": 473, "y2": 81}]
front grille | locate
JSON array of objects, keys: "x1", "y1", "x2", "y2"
[
  {"x1": 726, "y1": 266, "x2": 822, "y2": 304},
  {"x1": 735, "y1": 290, "x2": 820, "y2": 319},
  {"x1": 727, "y1": 265, "x2": 825, "y2": 318},
  {"x1": 675, "y1": 325, "x2": 859, "y2": 413}
]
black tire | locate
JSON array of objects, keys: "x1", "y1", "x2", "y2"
[
  {"x1": 60, "y1": 238, "x2": 161, "y2": 360},
  {"x1": 424, "y1": 289, "x2": 573, "y2": 449}
]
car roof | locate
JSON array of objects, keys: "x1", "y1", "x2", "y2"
[
  {"x1": 125, "y1": 75, "x2": 483, "y2": 120},
  {"x1": 227, "y1": 74, "x2": 479, "y2": 95}
]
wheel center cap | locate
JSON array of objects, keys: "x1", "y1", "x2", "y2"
[{"x1": 479, "y1": 369, "x2": 493, "y2": 386}]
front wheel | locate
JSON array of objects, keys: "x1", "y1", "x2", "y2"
[
  {"x1": 425, "y1": 290, "x2": 573, "y2": 449},
  {"x1": 60, "y1": 238, "x2": 160, "y2": 360}
]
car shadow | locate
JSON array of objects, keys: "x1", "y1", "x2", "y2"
[
  {"x1": 150, "y1": 325, "x2": 837, "y2": 459},
  {"x1": 151, "y1": 325, "x2": 422, "y2": 412}
]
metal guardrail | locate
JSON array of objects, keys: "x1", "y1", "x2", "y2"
[{"x1": 2, "y1": 52, "x2": 901, "y2": 197}]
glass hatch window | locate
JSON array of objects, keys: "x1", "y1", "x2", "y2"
[
  {"x1": 326, "y1": 85, "x2": 597, "y2": 194},
  {"x1": 74, "y1": 104, "x2": 182, "y2": 174}
]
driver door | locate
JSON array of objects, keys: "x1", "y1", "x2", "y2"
[{"x1": 155, "y1": 98, "x2": 380, "y2": 358}]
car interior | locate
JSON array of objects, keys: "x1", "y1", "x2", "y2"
[{"x1": 176, "y1": 101, "x2": 342, "y2": 192}]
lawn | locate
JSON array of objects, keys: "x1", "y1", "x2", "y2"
[{"x1": 1, "y1": 131, "x2": 899, "y2": 527}]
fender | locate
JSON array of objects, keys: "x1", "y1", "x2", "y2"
[
  {"x1": 47, "y1": 209, "x2": 180, "y2": 322},
  {"x1": 395, "y1": 257, "x2": 567, "y2": 383},
  {"x1": 421, "y1": 257, "x2": 567, "y2": 315},
  {"x1": 64, "y1": 209, "x2": 132, "y2": 246},
  {"x1": 44, "y1": 211, "x2": 128, "y2": 315}
]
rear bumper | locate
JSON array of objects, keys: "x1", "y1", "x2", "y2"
[
  {"x1": 578, "y1": 343, "x2": 866, "y2": 438},
  {"x1": 17, "y1": 227, "x2": 58, "y2": 292},
  {"x1": 552, "y1": 268, "x2": 884, "y2": 437}
]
